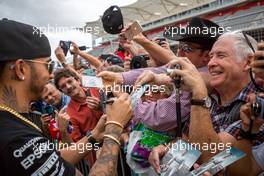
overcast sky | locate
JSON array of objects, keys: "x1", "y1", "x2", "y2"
[{"x1": 0, "y1": 0, "x2": 137, "y2": 59}]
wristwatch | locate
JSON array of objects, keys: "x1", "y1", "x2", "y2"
[
  {"x1": 86, "y1": 131, "x2": 97, "y2": 145},
  {"x1": 191, "y1": 96, "x2": 212, "y2": 109}
]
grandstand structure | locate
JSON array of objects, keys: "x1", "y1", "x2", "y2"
[{"x1": 85, "y1": 0, "x2": 264, "y2": 56}]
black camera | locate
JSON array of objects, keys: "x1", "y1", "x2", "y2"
[
  {"x1": 130, "y1": 54, "x2": 150, "y2": 69},
  {"x1": 156, "y1": 37, "x2": 166, "y2": 46},
  {"x1": 100, "y1": 54, "x2": 124, "y2": 67},
  {"x1": 251, "y1": 96, "x2": 264, "y2": 119},
  {"x1": 100, "y1": 54, "x2": 112, "y2": 60}
]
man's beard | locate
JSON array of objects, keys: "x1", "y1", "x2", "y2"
[{"x1": 29, "y1": 64, "x2": 45, "y2": 100}]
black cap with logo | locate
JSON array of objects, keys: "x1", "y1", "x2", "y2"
[{"x1": 102, "y1": 5, "x2": 124, "y2": 34}]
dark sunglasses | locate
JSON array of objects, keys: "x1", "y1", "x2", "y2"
[{"x1": 179, "y1": 43, "x2": 203, "y2": 53}]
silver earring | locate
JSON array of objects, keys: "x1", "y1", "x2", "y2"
[{"x1": 21, "y1": 76, "x2": 25, "y2": 80}]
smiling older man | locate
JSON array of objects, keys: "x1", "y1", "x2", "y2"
[{"x1": 144, "y1": 32, "x2": 263, "y2": 175}]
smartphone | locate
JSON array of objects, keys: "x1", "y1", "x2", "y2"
[
  {"x1": 59, "y1": 40, "x2": 71, "y2": 56},
  {"x1": 124, "y1": 21, "x2": 143, "y2": 41}
]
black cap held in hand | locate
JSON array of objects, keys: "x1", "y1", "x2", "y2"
[
  {"x1": 0, "y1": 18, "x2": 51, "y2": 61},
  {"x1": 102, "y1": 5, "x2": 124, "y2": 34}
]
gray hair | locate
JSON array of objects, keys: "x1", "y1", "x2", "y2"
[{"x1": 218, "y1": 32, "x2": 257, "y2": 62}]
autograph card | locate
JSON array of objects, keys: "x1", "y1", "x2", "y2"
[
  {"x1": 190, "y1": 147, "x2": 246, "y2": 176},
  {"x1": 82, "y1": 75, "x2": 103, "y2": 88},
  {"x1": 160, "y1": 140, "x2": 201, "y2": 176},
  {"x1": 130, "y1": 84, "x2": 149, "y2": 109}
]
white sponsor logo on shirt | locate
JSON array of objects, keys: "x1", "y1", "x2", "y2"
[
  {"x1": 31, "y1": 152, "x2": 59, "y2": 176},
  {"x1": 20, "y1": 142, "x2": 49, "y2": 169},
  {"x1": 13, "y1": 137, "x2": 43, "y2": 158}
]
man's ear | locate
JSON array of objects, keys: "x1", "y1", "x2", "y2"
[
  {"x1": 244, "y1": 54, "x2": 254, "y2": 71},
  {"x1": 202, "y1": 50, "x2": 210, "y2": 65},
  {"x1": 14, "y1": 59, "x2": 27, "y2": 81},
  {"x1": 77, "y1": 78, "x2": 82, "y2": 86}
]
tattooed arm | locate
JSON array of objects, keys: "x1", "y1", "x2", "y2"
[
  {"x1": 89, "y1": 124, "x2": 122, "y2": 176},
  {"x1": 89, "y1": 93, "x2": 132, "y2": 176},
  {"x1": 60, "y1": 92, "x2": 132, "y2": 168},
  {"x1": 59, "y1": 115, "x2": 106, "y2": 164}
]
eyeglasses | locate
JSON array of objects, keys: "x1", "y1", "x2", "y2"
[
  {"x1": 26, "y1": 59, "x2": 55, "y2": 74},
  {"x1": 178, "y1": 43, "x2": 203, "y2": 53}
]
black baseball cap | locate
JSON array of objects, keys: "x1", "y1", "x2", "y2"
[
  {"x1": 105, "y1": 54, "x2": 123, "y2": 67},
  {"x1": 0, "y1": 18, "x2": 51, "y2": 61},
  {"x1": 163, "y1": 17, "x2": 221, "y2": 49},
  {"x1": 102, "y1": 5, "x2": 124, "y2": 34}
]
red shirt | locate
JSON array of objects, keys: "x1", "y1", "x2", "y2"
[
  {"x1": 115, "y1": 51, "x2": 125, "y2": 61},
  {"x1": 67, "y1": 87, "x2": 103, "y2": 142},
  {"x1": 66, "y1": 87, "x2": 103, "y2": 168}
]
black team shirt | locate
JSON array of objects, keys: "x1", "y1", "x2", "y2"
[{"x1": 0, "y1": 111, "x2": 75, "y2": 176}]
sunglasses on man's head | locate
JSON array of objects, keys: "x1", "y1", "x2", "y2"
[
  {"x1": 241, "y1": 31, "x2": 255, "y2": 53},
  {"x1": 239, "y1": 31, "x2": 264, "y2": 91}
]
